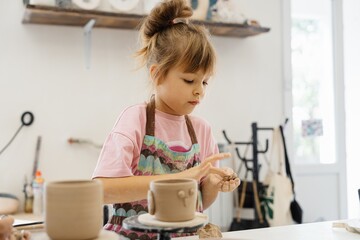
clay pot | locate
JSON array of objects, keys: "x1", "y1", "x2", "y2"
[
  {"x1": 148, "y1": 178, "x2": 197, "y2": 222},
  {"x1": 45, "y1": 180, "x2": 103, "y2": 240},
  {"x1": 187, "y1": 0, "x2": 210, "y2": 20}
]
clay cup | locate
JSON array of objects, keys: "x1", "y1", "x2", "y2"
[
  {"x1": 45, "y1": 180, "x2": 103, "y2": 240},
  {"x1": 147, "y1": 178, "x2": 197, "y2": 222}
]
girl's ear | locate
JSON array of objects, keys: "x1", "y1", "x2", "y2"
[{"x1": 149, "y1": 64, "x2": 159, "y2": 84}]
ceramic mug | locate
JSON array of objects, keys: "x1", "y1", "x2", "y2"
[
  {"x1": 147, "y1": 178, "x2": 197, "y2": 222},
  {"x1": 45, "y1": 180, "x2": 103, "y2": 240}
]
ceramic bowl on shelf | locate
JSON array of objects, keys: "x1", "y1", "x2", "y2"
[
  {"x1": 0, "y1": 193, "x2": 19, "y2": 215},
  {"x1": 187, "y1": 0, "x2": 209, "y2": 20},
  {"x1": 143, "y1": 0, "x2": 162, "y2": 14}
]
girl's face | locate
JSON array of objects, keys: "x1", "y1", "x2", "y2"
[{"x1": 153, "y1": 66, "x2": 210, "y2": 116}]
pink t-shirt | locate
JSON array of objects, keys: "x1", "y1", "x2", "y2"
[{"x1": 92, "y1": 103, "x2": 219, "y2": 178}]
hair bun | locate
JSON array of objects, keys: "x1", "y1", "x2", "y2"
[{"x1": 142, "y1": 0, "x2": 193, "y2": 39}]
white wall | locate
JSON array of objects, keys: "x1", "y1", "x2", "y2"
[{"x1": 0, "y1": 0, "x2": 283, "y2": 227}]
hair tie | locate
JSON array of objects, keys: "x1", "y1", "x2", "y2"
[{"x1": 171, "y1": 18, "x2": 189, "y2": 25}]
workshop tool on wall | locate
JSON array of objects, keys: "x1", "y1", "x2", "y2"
[
  {"x1": 68, "y1": 137, "x2": 102, "y2": 149},
  {"x1": 23, "y1": 135, "x2": 42, "y2": 213},
  {"x1": 32, "y1": 136, "x2": 42, "y2": 180},
  {"x1": 0, "y1": 111, "x2": 34, "y2": 156},
  {"x1": 84, "y1": 19, "x2": 96, "y2": 70}
]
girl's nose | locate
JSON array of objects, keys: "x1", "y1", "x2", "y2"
[{"x1": 193, "y1": 85, "x2": 204, "y2": 96}]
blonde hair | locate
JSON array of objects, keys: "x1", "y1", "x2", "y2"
[{"x1": 136, "y1": 0, "x2": 216, "y2": 81}]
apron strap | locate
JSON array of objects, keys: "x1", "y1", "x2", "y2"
[
  {"x1": 145, "y1": 96, "x2": 156, "y2": 136},
  {"x1": 185, "y1": 115, "x2": 198, "y2": 144},
  {"x1": 145, "y1": 96, "x2": 198, "y2": 145}
]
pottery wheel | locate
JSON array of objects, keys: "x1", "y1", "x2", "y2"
[{"x1": 138, "y1": 212, "x2": 208, "y2": 228}]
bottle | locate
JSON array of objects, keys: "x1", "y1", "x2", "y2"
[
  {"x1": 32, "y1": 170, "x2": 45, "y2": 215},
  {"x1": 24, "y1": 185, "x2": 34, "y2": 213},
  {"x1": 23, "y1": 176, "x2": 34, "y2": 213}
]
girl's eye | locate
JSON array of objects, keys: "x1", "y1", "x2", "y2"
[
  {"x1": 203, "y1": 81, "x2": 209, "y2": 86},
  {"x1": 184, "y1": 79, "x2": 194, "y2": 84}
]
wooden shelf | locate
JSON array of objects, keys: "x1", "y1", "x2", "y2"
[{"x1": 22, "y1": 4, "x2": 270, "y2": 38}]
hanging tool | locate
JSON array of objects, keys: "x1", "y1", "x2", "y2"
[{"x1": 0, "y1": 111, "x2": 34, "y2": 156}]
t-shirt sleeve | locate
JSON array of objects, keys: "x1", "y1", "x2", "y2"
[
  {"x1": 92, "y1": 104, "x2": 145, "y2": 179},
  {"x1": 92, "y1": 132, "x2": 138, "y2": 178}
]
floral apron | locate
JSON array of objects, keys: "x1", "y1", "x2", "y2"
[{"x1": 104, "y1": 99, "x2": 202, "y2": 240}]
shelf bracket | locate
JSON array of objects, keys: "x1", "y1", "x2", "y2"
[{"x1": 83, "y1": 19, "x2": 96, "y2": 70}]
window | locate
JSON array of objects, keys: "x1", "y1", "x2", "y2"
[{"x1": 291, "y1": 0, "x2": 336, "y2": 164}]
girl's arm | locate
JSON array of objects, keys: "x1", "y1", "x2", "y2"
[
  {"x1": 201, "y1": 176, "x2": 220, "y2": 210},
  {"x1": 97, "y1": 174, "x2": 180, "y2": 204},
  {"x1": 96, "y1": 153, "x2": 231, "y2": 204}
]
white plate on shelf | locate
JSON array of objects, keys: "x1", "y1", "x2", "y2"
[
  {"x1": 72, "y1": 0, "x2": 101, "y2": 10},
  {"x1": 138, "y1": 212, "x2": 208, "y2": 228},
  {"x1": 109, "y1": 0, "x2": 140, "y2": 12},
  {"x1": 29, "y1": 0, "x2": 55, "y2": 6}
]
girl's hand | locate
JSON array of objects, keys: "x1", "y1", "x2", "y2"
[
  {"x1": 0, "y1": 216, "x2": 30, "y2": 240},
  {"x1": 205, "y1": 167, "x2": 241, "y2": 192},
  {"x1": 175, "y1": 153, "x2": 231, "y2": 181},
  {"x1": 0, "y1": 215, "x2": 13, "y2": 240},
  {"x1": 219, "y1": 167, "x2": 240, "y2": 192}
]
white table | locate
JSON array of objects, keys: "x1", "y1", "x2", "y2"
[
  {"x1": 12, "y1": 213, "x2": 119, "y2": 240},
  {"x1": 13, "y1": 214, "x2": 359, "y2": 240},
  {"x1": 175, "y1": 221, "x2": 359, "y2": 240}
]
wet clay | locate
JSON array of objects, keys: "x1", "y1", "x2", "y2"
[
  {"x1": 196, "y1": 223, "x2": 223, "y2": 238},
  {"x1": 222, "y1": 172, "x2": 238, "y2": 181}
]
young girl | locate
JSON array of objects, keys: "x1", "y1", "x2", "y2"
[{"x1": 92, "y1": 0, "x2": 240, "y2": 238}]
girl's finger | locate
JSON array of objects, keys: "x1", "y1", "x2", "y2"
[
  {"x1": 209, "y1": 167, "x2": 228, "y2": 177},
  {"x1": 200, "y1": 163, "x2": 212, "y2": 176},
  {"x1": 229, "y1": 178, "x2": 241, "y2": 191},
  {"x1": 203, "y1": 153, "x2": 231, "y2": 165}
]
